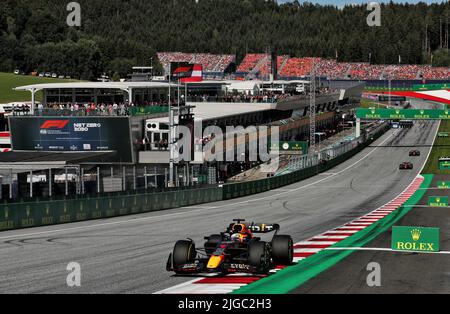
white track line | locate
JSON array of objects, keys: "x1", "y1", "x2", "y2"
[{"x1": 325, "y1": 247, "x2": 450, "y2": 255}]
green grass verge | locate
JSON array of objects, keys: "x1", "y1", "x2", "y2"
[
  {"x1": 421, "y1": 120, "x2": 450, "y2": 175},
  {"x1": 232, "y1": 174, "x2": 433, "y2": 294},
  {"x1": 0, "y1": 72, "x2": 77, "y2": 103},
  {"x1": 360, "y1": 98, "x2": 387, "y2": 109}
]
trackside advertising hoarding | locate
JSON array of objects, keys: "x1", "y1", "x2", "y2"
[
  {"x1": 356, "y1": 108, "x2": 450, "y2": 120},
  {"x1": 391, "y1": 226, "x2": 440, "y2": 252},
  {"x1": 9, "y1": 116, "x2": 133, "y2": 163}
]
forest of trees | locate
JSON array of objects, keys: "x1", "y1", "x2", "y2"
[{"x1": 0, "y1": 0, "x2": 449, "y2": 80}]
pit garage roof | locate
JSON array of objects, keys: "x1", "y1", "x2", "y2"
[
  {"x1": 13, "y1": 81, "x2": 179, "y2": 92},
  {"x1": 151, "y1": 102, "x2": 274, "y2": 123}
]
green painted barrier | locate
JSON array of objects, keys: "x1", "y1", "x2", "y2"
[{"x1": 0, "y1": 186, "x2": 222, "y2": 232}]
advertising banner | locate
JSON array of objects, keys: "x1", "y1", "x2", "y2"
[
  {"x1": 428, "y1": 196, "x2": 449, "y2": 207},
  {"x1": 437, "y1": 181, "x2": 450, "y2": 189},
  {"x1": 392, "y1": 226, "x2": 440, "y2": 252},
  {"x1": 356, "y1": 108, "x2": 450, "y2": 120}
]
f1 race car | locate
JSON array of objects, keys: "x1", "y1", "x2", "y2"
[
  {"x1": 399, "y1": 162, "x2": 414, "y2": 170},
  {"x1": 409, "y1": 150, "x2": 421, "y2": 156},
  {"x1": 166, "y1": 219, "x2": 294, "y2": 274}
]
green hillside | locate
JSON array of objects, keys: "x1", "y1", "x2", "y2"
[{"x1": 0, "y1": 72, "x2": 76, "y2": 103}]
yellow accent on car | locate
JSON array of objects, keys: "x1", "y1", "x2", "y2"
[{"x1": 207, "y1": 255, "x2": 224, "y2": 269}]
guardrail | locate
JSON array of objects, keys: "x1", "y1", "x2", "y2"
[
  {"x1": 0, "y1": 125, "x2": 388, "y2": 232},
  {"x1": 0, "y1": 186, "x2": 222, "y2": 231}
]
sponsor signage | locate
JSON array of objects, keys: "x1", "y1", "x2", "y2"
[
  {"x1": 439, "y1": 158, "x2": 450, "y2": 170},
  {"x1": 9, "y1": 116, "x2": 133, "y2": 162},
  {"x1": 356, "y1": 108, "x2": 450, "y2": 120},
  {"x1": 392, "y1": 226, "x2": 440, "y2": 252},
  {"x1": 412, "y1": 83, "x2": 450, "y2": 91},
  {"x1": 438, "y1": 132, "x2": 449, "y2": 138},
  {"x1": 428, "y1": 196, "x2": 449, "y2": 207},
  {"x1": 377, "y1": 95, "x2": 406, "y2": 102},
  {"x1": 272, "y1": 141, "x2": 308, "y2": 154},
  {"x1": 437, "y1": 181, "x2": 450, "y2": 189}
]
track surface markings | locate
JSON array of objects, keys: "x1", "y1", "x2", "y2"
[{"x1": 155, "y1": 176, "x2": 424, "y2": 294}]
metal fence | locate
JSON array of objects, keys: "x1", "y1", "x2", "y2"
[{"x1": 0, "y1": 164, "x2": 214, "y2": 202}]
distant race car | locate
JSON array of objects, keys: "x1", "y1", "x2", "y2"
[
  {"x1": 399, "y1": 162, "x2": 414, "y2": 170},
  {"x1": 166, "y1": 219, "x2": 294, "y2": 275},
  {"x1": 409, "y1": 150, "x2": 421, "y2": 156}
]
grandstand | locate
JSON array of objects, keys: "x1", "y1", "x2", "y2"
[
  {"x1": 157, "y1": 52, "x2": 235, "y2": 78},
  {"x1": 234, "y1": 53, "x2": 450, "y2": 81},
  {"x1": 347, "y1": 63, "x2": 385, "y2": 80},
  {"x1": 279, "y1": 57, "x2": 320, "y2": 78},
  {"x1": 258, "y1": 55, "x2": 290, "y2": 78},
  {"x1": 157, "y1": 51, "x2": 449, "y2": 81},
  {"x1": 236, "y1": 53, "x2": 267, "y2": 74},
  {"x1": 421, "y1": 66, "x2": 450, "y2": 80}
]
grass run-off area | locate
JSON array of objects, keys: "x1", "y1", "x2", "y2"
[
  {"x1": 0, "y1": 72, "x2": 77, "y2": 104},
  {"x1": 422, "y1": 120, "x2": 450, "y2": 175},
  {"x1": 360, "y1": 98, "x2": 388, "y2": 109}
]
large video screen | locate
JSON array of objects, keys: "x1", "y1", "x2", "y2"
[{"x1": 9, "y1": 116, "x2": 133, "y2": 163}]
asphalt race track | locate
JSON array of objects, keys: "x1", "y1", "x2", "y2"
[
  {"x1": 0, "y1": 117, "x2": 440, "y2": 293},
  {"x1": 292, "y1": 174, "x2": 450, "y2": 294}
]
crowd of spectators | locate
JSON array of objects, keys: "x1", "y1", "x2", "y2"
[
  {"x1": 236, "y1": 54, "x2": 267, "y2": 73},
  {"x1": 347, "y1": 63, "x2": 384, "y2": 80},
  {"x1": 384, "y1": 64, "x2": 420, "y2": 80},
  {"x1": 158, "y1": 52, "x2": 450, "y2": 80},
  {"x1": 36, "y1": 102, "x2": 134, "y2": 116},
  {"x1": 279, "y1": 57, "x2": 321, "y2": 77},
  {"x1": 316, "y1": 60, "x2": 349, "y2": 79},
  {"x1": 421, "y1": 66, "x2": 450, "y2": 80},
  {"x1": 258, "y1": 55, "x2": 290, "y2": 77},
  {"x1": 157, "y1": 52, "x2": 235, "y2": 73},
  {"x1": 235, "y1": 54, "x2": 450, "y2": 80}
]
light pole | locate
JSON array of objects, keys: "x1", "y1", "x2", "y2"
[{"x1": 168, "y1": 63, "x2": 174, "y2": 187}]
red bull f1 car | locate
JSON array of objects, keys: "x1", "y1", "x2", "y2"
[
  {"x1": 166, "y1": 219, "x2": 294, "y2": 274},
  {"x1": 409, "y1": 150, "x2": 421, "y2": 156}
]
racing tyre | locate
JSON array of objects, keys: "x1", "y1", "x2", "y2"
[
  {"x1": 271, "y1": 235, "x2": 294, "y2": 265},
  {"x1": 204, "y1": 234, "x2": 222, "y2": 255},
  {"x1": 248, "y1": 241, "x2": 269, "y2": 273},
  {"x1": 173, "y1": 240, "x2": 196, "y2": 268}
]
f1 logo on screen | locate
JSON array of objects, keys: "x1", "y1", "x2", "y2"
[
  {"x1": 391, "y1": 226, "x2": 440, "y2": 252},
  {"x1": 40, "y1": 120, "x2": 69, "y2": 129}
]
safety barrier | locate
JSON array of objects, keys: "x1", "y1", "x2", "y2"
[
  {"x1": 0, "y1": 126, "x2": 388, "y2": 232},
  {"x1": 0, "y1": 186, "x2": 221, "y2": 231}
]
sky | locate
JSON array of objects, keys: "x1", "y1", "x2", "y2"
[{"x1": 277, "y1": 0, "x2": 448, "y2": 5}]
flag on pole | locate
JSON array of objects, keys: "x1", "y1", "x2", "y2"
[{"x1": 170, "y1": 62, "x2": 203, "y2": 82}]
